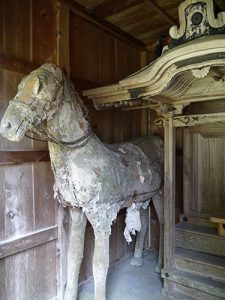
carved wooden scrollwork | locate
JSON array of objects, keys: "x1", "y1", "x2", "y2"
[
  {"x1": 169, "y1": 0, "x2": 225, "y2": 48},
  {"x1": 191, "y1": 66, "x2": 210, "y2": 78}
]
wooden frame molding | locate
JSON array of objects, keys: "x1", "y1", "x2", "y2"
[
  {"x1": 0, "y1": 54, "x2": 37, "y2": 75},
  {"x1": 84, "y1": 36, "x2": 225, "y2": 111},
  {"x1": 155, "y1": 112, "x2": 225, "y2": 128},
  {"x1": 0, "y1": 226, "x2": 58, "y2": 259},
  {"x1": 0, "y1": 150, "x2": 50, "y2": 164}
]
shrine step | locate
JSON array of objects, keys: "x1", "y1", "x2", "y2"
[
  {"x1": 176, "y1": 222, "x2": 225, "y2": 257},
  {"x1": 175, "y1": 248, "x2": 225, "y2": 284},
  {"x1": 179, "y1": 213, "x2": 225, "y2": 228},
  {"x1": 179, "y1": 214, "x2": 217, "y2": 228},
  {"x1": 162, "y1": 270, "x2": 225, "y2": 299}
]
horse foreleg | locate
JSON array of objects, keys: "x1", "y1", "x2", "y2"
[
  {"x1": 64, "y1": 207, "x2": 87, "y2": 300},
  {"x1": 130, "y1": 208, "x2": 149, "y2": 267},
  {"x1": 152, "y1": 189, "x2": 164, "y2": 273},
  {"x1": 93, "y1": 231, "x2": 109, "y2": 300}
]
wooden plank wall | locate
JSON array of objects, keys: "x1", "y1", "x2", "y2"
[
  {"x1": 0, "y1": 0, "x2": 149, "y2": 298},
  {"x1": 69, "y1": 11, "x2": 148, "y2": 282},
  {"x1": 0, "y1": 1, "x2": 58, "y2": 299}
]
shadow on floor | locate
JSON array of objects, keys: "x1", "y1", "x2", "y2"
[{"x1": 78, "y1": 250, "x2": 168, "y2": 300}]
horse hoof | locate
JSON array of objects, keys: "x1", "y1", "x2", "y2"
[
  {"x1": 154, "y1": 264, "x2": 161, "y2": 274},
  {"x1": 64, "y1": 288, "x2": 77, "y2": 300},
  {"x1": 130, "y1": 256, "x2": 143, "y2": 267}
]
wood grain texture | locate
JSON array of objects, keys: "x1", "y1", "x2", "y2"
[
  {"x1": 56, "y1": 1, "x2": 70, "y2": 75},
  {"x1": 0, "y1": 166, "x2": 6, "y2": 241},
  {"x1": 0, "y1": 0, "x2": 151, "y2": 296},
  {"x1": 0, "y1": 55, "x2": 36, "y2": 75},
  {"x1": 0, "y1": 150, "x2": 50, "y2": 164},
  {"x1": 35, "y1": 241, "x2": 57, "y2": 299},
  {"x1": 176, "y1": 223, "x2": 225, "y2": 257},
  {"x1": 33, "y1": 162, "x2": 55, "y2": 229},
  {"x1": 184, "y1": 124, "x2": 225, "y2": 216},
  {"x1": 163, "y1": 117, "x2": 176, "y2": 278},
  {"x1": 3, "y1": 0, "x2": 32, "y2": 61},
  {"x1": 0, "y1": 226, "x2": 57, "y2": 259},
  {"x1": 70, "y1": 13, "x2": 117, "y2": 86},
  {"x1": 64, "y1": 0, "x2": 145, "y2": 49},
  {"x1": 4, "y1": 164, "x2": 34, "y2": 240},
  {"x1": 175, "y1": 248, "x2": 225, "y2": 283},
  {"x1": 0, "y1": 1, "x2": 58, "y2": 299},
  {"x1": 32, "y1": 0, "x2": 56, "y2": 65}
]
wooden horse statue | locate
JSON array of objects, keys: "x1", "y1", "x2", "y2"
[{"x1": 0, "y1": 63, "x2": 164, "y2": 300}]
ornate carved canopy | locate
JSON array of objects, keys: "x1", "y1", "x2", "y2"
[{"x1": 83, "y1": 0, "x2": 225, "y2": 115}]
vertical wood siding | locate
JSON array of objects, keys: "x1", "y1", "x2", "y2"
[
  {"x1": 0, "y1": 1, "x2": 57, "y2": 299},
  {"x1": 0, "y1": 0, "x2": 147, "y2": 298}
]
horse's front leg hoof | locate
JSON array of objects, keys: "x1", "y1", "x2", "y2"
[
  {"x1": 154, "y1": 263, "x2": 162, "y2": 274},
  {"x1": 130, "y1": 256, "x2": 143, "y2": 267},
  {"x1": 64, "y1": 287, "x2": 77, "y2": 300}
]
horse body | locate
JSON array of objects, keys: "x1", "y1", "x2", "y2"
[
  {"x1": 51, "y1": 134, "x2": 163, "y2": 232},
  {"x1": 0, "y1": 63, "x2": 164, "y2": 300}
]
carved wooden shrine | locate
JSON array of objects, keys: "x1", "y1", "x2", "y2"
[{"x1": 84, "y1": 0, "x2": 225, "y2": 299}]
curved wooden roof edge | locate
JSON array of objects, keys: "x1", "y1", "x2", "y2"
[{"x1": 83, "y1": 0, "x2": 225, "y2": 112}]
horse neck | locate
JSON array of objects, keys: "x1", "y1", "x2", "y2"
[{"x1": 47, "y1": 91, "x2": 89, "y2": 143}]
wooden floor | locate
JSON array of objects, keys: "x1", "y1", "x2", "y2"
[{"x1": 77, "y1": 250, "x2": 168, "y2": 300}]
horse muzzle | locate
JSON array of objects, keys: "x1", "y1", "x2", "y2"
[{"x1": 0, "y1": 107, "x2": 28, "y2": 142}]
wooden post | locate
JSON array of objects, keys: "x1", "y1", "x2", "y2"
[
  {"x1": 162, "y1": 115, "x2": 176, "y2": 296},
  {"x1": 140, "y1": 50, "x2": 148, "y2": 137},
  {"x1": 54, "y1": 1, "x2": 70, "y2": 299},
  {"x1": 56, "y1": 0, "x2": 70, "y2": 74}
]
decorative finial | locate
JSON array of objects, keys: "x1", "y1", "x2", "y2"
[{"x1": 168, "y1": 0, "x2": 225, "y2": 49}]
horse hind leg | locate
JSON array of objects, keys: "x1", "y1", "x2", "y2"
[{"x1": 130, "y1": 208, "x2": 149, "y2": 267}]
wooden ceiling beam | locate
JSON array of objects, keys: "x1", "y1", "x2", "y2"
[
  {"x1": 62, "y1": 0, "x2": 146, "y2": 50},
  {"x1": 144, "y1": 0, "x2": 177, "y2": 25},
  {"x1": 136, "y1": 24, "x2": 170, "y2": 39},
  {"x1": 92, "y1": 0, "x2": 143, "y2": 18}
]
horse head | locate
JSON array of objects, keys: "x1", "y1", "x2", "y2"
[{"x1": 0, "y1": 63, "x2": 64, "y2": 142}]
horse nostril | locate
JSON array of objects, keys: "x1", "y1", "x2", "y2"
[{"x1": 6, "y1": 122, "x2": 12, "y2": 129}]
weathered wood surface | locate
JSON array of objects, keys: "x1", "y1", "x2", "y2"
[
  {"x1": 167, "y1": 270, "x2": 225, "y2": 300},
  {"x1": 183, "y1": 124, "x2": 225, "y2": 216},
  {"x1": 0, "y1": 54, "x2": 36, "y2": 75},
  {"x1": 0, "y1": 225, "x2": 57, "y2": 259},
  {"x1": 175, "y1": 248, "x2": 225, "y2": 283},
  {"x1": 0, "y1": 1, "x2": 58, "y2": 300},
  {"x1": 55, "y1": 3, "x2": 70, "y2": 297},
  {"x1": 74, "y1": 0, "x2": 181, "y2": 46},
  {"x1": 63, "y1": 0, "x2": 145, "y2": 50},
  {"x1": 0, "y1": 1, "x2": 148, "y2": 299},
  {"x1": 176, "y1": 223, "x2": 225, "y2": 257},
  {"x1": 0, "y1": 150, "x2": 50, "y2": 164},
  {"x1": 210, "y1": 217, "x2": 225, "y2": 237},
  {"x1": 162, "y1": 116, "x2": 176, "y2": 295}
]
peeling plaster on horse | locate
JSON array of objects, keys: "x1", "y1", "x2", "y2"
[{"x1": 0, "y1": 64, "x2": 164, "y2": 300}]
